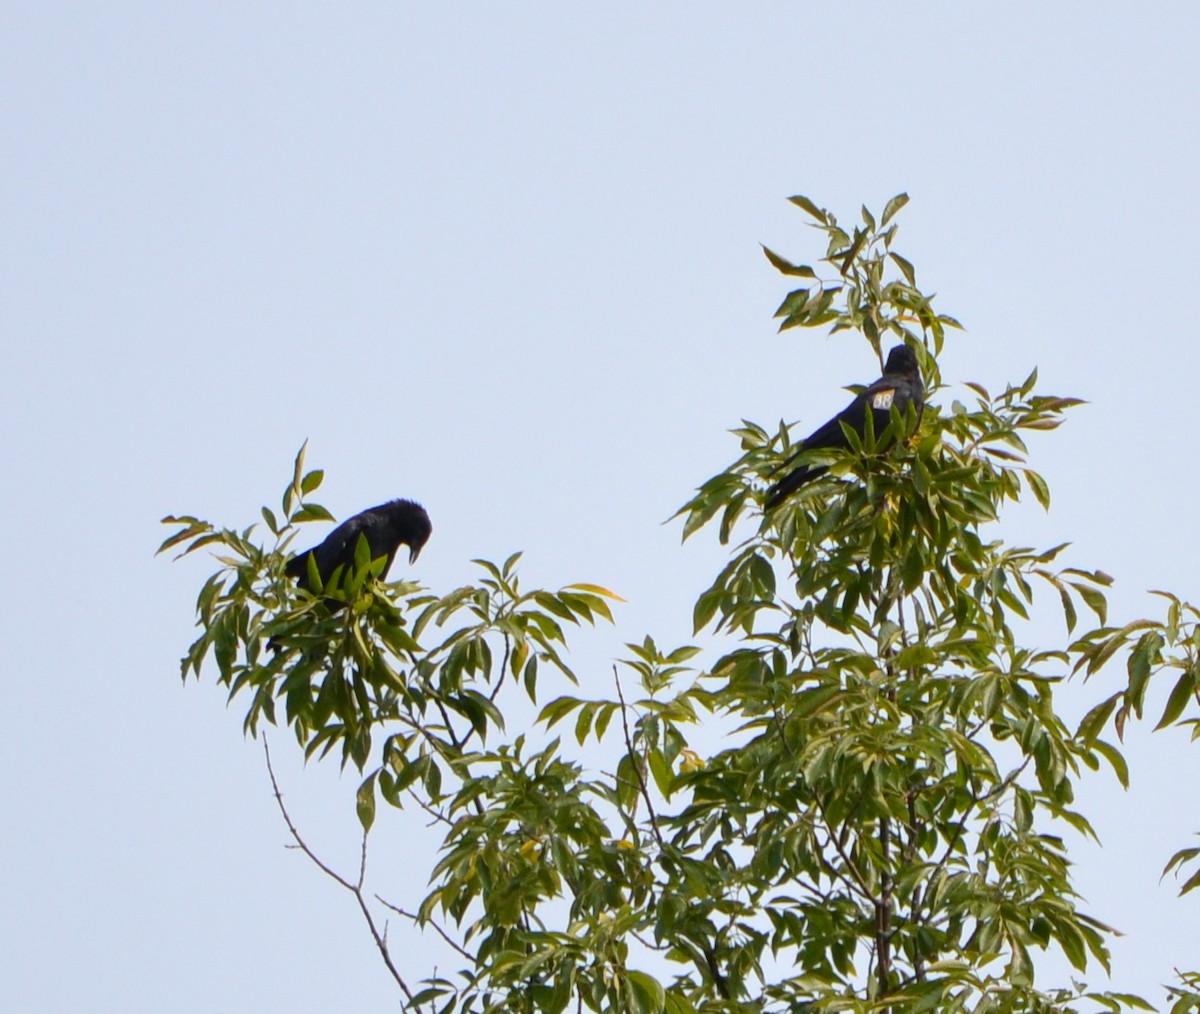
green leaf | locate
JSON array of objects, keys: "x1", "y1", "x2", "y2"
[
  {"x1": 291, "y1": 440, "x2": 308, "y2": 493},
  {"x1": 1077, "y1": 692, "x2": 1120, "y2": 744},
  {"x1": 1058, "y1": 584, "x2": 1078, "y2": 635},
  {"x1": 774, "y1": 286, "x2": 810, "y2": 320},
  {"x1": 156, "y1": 518, "x2": 213, "y2": 555},
  {"x1": 664, "y1": 993, "x2": 699, "y2": 1014},
  {"x1": 1162, "y1": 843, "x2": 1200, "y2": 878},
  {"x1": 1075, "y1": 583, "x2": 1109, "y2": 626},
  {"x1": 356, "y1": 771, "x2": 378, "y2": 833},
  {"x1": 837, "y1": 227, "x2": 866, "y2": 275},
  {"x1": 648, "y1": 748, "x2": 673, "y2": 798},
  {"x1": 1177, "y1": 865, "x2": 1200, "y2": 897},
  {"x1": 1156, "y1": 669, "x2": 1197, "y2": 730},
  {"x1": 594, "y1": 701, "x2": 616, "y2": 740},
  {"x1": 625, "y1": 971, "x2": 665, "y2": 1014},
  {"x1": 293, "y1": 503, "x2": 335, "y2": 523},
  {"x1": 1024, "y1": 469, "x2": 1051, "y2": 510},
  {"x1": 692, "y1": 586, "x2": 722, "y2": 634},
  {"x1": 573, "y1": 702, "x2": 596, "y2": 744},
  {"x1": 1092, "y1": 739, "x2": 1129, "y2": 789},
  {"x1": 615, "y1": 754, "x2": 640, "y2": 810},
  {"x1": 564, "y1": 582, "x2": 623, "y2": 601},
  {"x1": 881, "y1": 192, "x2": 910, "y2": 225},
  {"x1": 890, "y1": 252, "x2": 916, "y2": 287},
  {"x1": 761, "y1": 245, "x2": 817, "y2": 278},
  {"x1": 1127, "y1": 631, "x2": 1164, "y2": 715},
  {"x1": 538, "y1": 695, "x2": 584, "y2": 728},
  {"x1": 787, "y1": 194, "x2": 826, "y2": 222}
]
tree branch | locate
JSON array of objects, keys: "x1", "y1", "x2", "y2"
[
  {"x1": 490, "y1": 631, "x2": 512, "y2": 703},
  {"x1": 263, "y1": 739, "x2": 415, "y2": 1001},
  {"x1": 876, "y1": 815, "x2": 893, "y2": 996},
  {"x1": 614, "y1": 667, "x2": 666, "y2": 851},
  {"x1": 374, "y1": 896, "x2": 476, "y2": 963}
]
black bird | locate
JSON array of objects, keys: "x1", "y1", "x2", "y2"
[
  {"x1": 285, "y1": 499, "x2": 432, "y2": 594},
  {"x1": 764, "y1": 345, "x2": 924, "y2": 509}
]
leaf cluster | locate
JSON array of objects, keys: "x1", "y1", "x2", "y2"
[
  {"x1": 158, "y1": 444, "x2": 618, "y2": 785},
  {"x1": 161, "y1": 196, "x2": 1200, "y2": 1013},
  {"x1": 764, "y1": 193, "x2": 958, "y2": 385}
]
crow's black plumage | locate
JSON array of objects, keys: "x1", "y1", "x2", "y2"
[
  {"x1": 285, "y1": 499, "x2": 432, "y2": 594},
  {"x1": 764, "y1": 345, "x2": 924, "y2": 509}
]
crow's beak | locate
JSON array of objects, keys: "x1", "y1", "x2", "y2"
[{"x1": 408, "y1": 545, "x2": 422, "y2": 564}]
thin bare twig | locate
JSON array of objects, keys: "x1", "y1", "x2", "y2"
[
  {"x1": 422, "y1": 694, "x2": 486, "y2": 818},
  {"x1": 813, "y1": 795, "x2": 872, "y2": 900},
  {"x1": 926, "y1": 755, "x2": 1031, "y2": 893},
  {"x1": 489, "y1": 632, "x2": 512, "y2": 703},
  {"x1": 613, "y1": 666, "x2": 666, "y2": 850},
  {"x1": 906, "y1": 793, "x2": 927, "y2": 985},
  {"x1": 407, "y1": 787, "x2": 455, "y2": 827},
  {"x1": 631, "y1": 929, "x2": 669, "y2": 953},
  {"x1": 374, "y1": 896, "x2": 476, "y2": 962},
  {"x1": 876, "y1": 815, "x2": 893, "y2": 995},
  {"x1": 264, "y1": 739, "x2": 356, "y2": 890},
  {"x1": 263, "y1": 739, "x2": 415, "y2": 1002},
  {"x1": 432, "y1": 695, "x2": 464, "y2": 752}
]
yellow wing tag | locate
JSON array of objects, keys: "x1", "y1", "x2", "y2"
[{"x1": 872, "y1": 389, "x2": 895, "y2": 410}]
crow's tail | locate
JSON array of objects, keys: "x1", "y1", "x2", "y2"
[
  {"x1": 284, "y1": 550, "x2": 311, "y2": 581},
  {"x1": 764, "y1": 465, "x2": 827, "y2": 510}
]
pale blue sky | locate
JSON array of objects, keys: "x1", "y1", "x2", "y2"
[{"x1": 3, "y1": 4, "x2": 1198, "y2": 1010}]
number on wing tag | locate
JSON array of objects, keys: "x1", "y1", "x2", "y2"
[{"x1": 872, "y1": 389, "x2": 895, "y2": 410}]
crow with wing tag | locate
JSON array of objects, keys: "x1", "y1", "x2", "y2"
[{"x1": 765, "y1": 345, "x2": 924, "y2": 509}]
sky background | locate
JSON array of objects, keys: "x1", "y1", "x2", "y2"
[{"x1": 3, "y1": 4, "x2": 1198, "y2": 1010}]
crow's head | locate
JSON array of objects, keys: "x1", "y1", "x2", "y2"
[
  {"x1": 884, "y1": 344, "x2": 920, "y2": 376},
  {"x1": 388, "y1": 499, "x2": 432, "y2": 563}
]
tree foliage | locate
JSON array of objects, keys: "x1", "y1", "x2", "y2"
[{"x1": 161, "y1": 195, "x2": 1200, "y2": 1013}]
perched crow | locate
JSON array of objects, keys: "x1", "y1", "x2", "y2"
[
  {"x1": 764, "y1": 345, "x2": 924, "y2": 509},
  {"x1": 285, "y1": 499, "x2": 432, "y2": 594}
]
